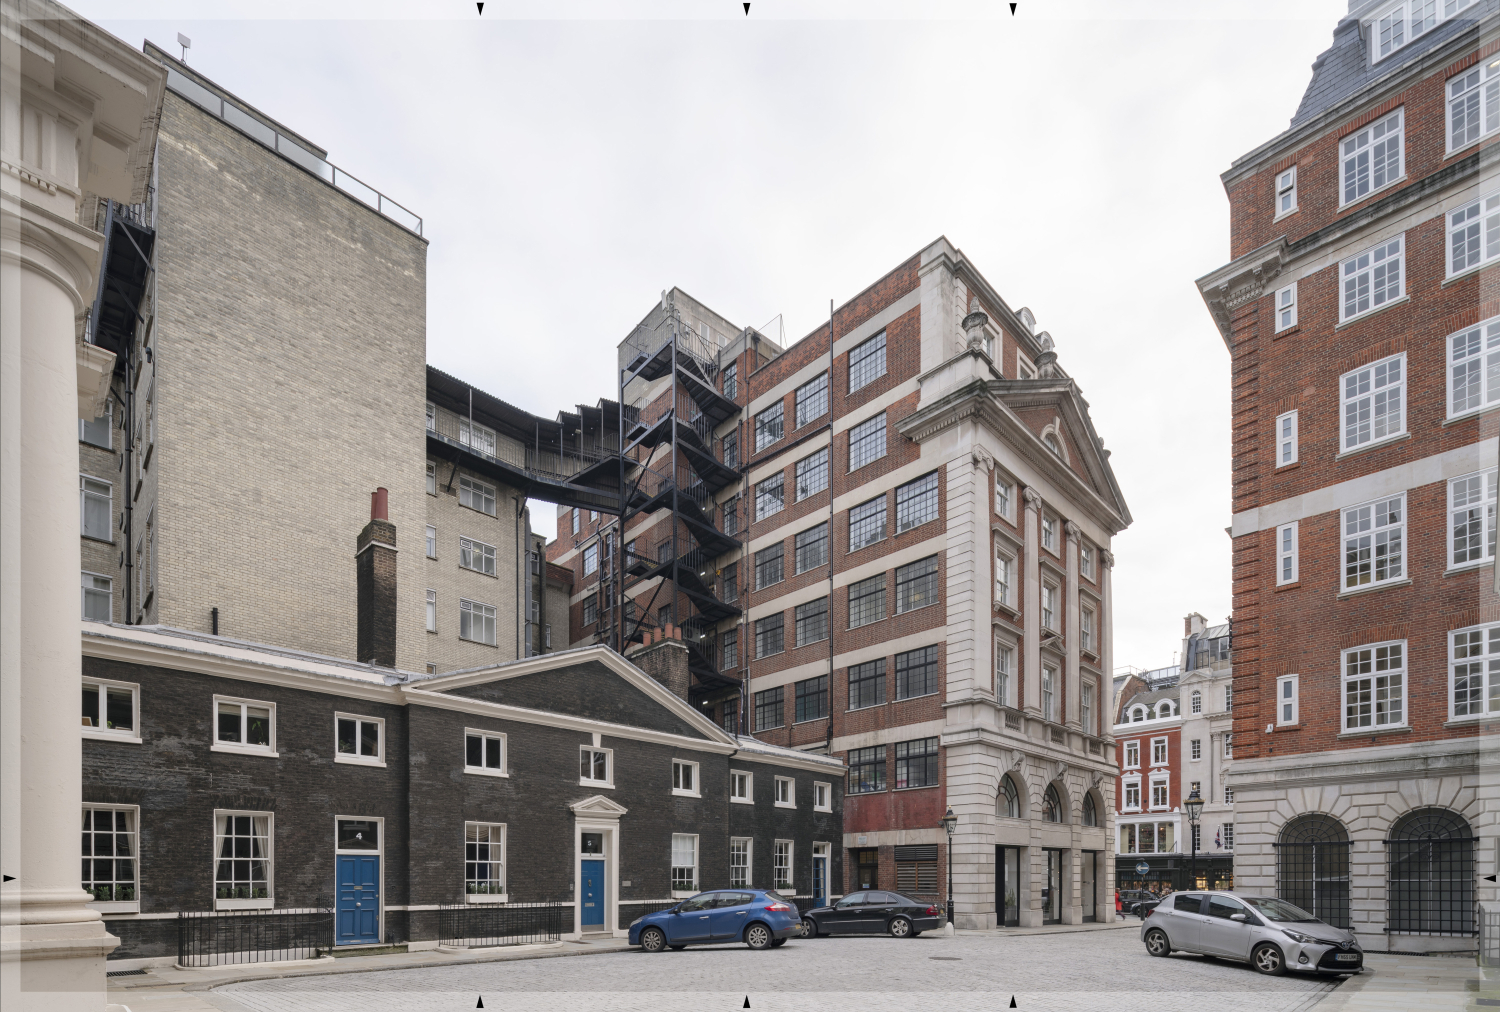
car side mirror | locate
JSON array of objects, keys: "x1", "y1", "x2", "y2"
[{"x1": 1230, "y1": 913, "x2": 1248, "y2": 922}]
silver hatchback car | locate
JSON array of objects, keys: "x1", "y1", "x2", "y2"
[{"x1": 1140, "y1": 891, "x2": 1363, "y2": 976}]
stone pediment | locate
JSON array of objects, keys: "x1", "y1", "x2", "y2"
[{"x1": 570, "y1": 794, "x2": 629, "y2": 818}]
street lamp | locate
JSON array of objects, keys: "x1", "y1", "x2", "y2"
[
  {"x1": 1184, "y1": 786, "x2": 1205, "y2": 891},
  {"x1": 940, "y1": 806, "x2": 958, "y2": 928}
]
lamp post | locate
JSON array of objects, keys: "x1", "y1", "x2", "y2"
[
  {"x1": 940, "y1": 806, "x2": 958, "y2": 929},
  {"x1": 1184, "y1": 786, "x2": 1204, "y2": 892}
]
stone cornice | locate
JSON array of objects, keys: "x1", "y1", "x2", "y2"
[
  {"x1": 1194, "y1": 240, "x2": 1287, "y2": 349},
  {"x1": 1227, "y1": 737, "x2": 1496, "y2": 790}
]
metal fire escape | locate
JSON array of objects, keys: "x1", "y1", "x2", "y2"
[{"x1": 611, "y1": 305, "x2": 742, "y2": 701}]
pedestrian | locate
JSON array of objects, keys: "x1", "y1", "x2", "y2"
[{"x1": 1114, "y1": 890, "x2": 1122, "y2": 915}]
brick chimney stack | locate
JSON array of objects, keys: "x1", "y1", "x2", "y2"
[
  {"x1": 356, "y1": 488, "x2": 397, "y2": 667},
  {"x1": 627, "y1": 627, "x2": 691, "y2": 703}
]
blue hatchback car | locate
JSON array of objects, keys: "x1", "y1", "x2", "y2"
[{"x1": 630, "y1": 889, "x2": 800, "y2": 951}]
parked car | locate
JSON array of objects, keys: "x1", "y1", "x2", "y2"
[
  {"x1": 630, "y1": 889, "x2": 801, "y2": 952},
  {"x1": 1119, "y1": 889, "x2": 1159, "y2": 916},
  {"x1": 1141, "y1": 891, "x2": 1363, "y2": 976},
  {"x1": 799, "y1": 890, "x2": 943, "y2": 938}
]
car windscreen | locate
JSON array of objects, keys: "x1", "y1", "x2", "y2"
[{"x1": 1242, "y1": 896, "x2": 1321, "y2": 923}]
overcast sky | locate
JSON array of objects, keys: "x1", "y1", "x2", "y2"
[{"x1": 73, "y1": 0, "x2": 1349, "y2": 671}]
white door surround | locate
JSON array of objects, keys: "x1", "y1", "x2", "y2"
[{"x1": 570, "y1": 795, "x2": 628, "y2": 939}]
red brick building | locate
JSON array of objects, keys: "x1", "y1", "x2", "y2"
[
  {"x1": 552, "y1": 237, "x2": 1130, "y2": 926},
  {"x1": 1196, "y1": 0, "x2": 1497, "y2": 951}
]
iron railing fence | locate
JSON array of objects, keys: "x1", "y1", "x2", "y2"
[
  {"x1": 437, "y1": 902, "x2": 570, "y2": 948},
  {"x1": 177, "y1": 906, "x2": 332, "y2": 967},
  {"x1": 1275, "y1": 841, "x2": 1351, "y2": 929}
]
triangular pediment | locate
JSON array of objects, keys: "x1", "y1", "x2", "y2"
[{"x1": 570, "y1": 794, "x2": 629, "y2": 816}]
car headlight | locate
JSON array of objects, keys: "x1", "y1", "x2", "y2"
[
  {"x1": 1280, "y1": 929, "x2": 1319, "y2": 944},
  {"x1": 630, "y1": 917, "x2": 643, "y2": 928}
]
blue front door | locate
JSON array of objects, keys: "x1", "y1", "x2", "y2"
[
  {"x1": 580, "y1": 859, "x2": 605, "y2": 928},
  {"x1": 336, "y1": 855, "x2": 381, "y2": 945}
]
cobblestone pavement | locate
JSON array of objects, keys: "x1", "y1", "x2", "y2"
[{"x1": 206, "y1": 929, "x2": 1345, "y2": 1012}]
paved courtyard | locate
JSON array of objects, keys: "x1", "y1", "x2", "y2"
[{"x1": 198, "y1": 927, "x2": 1344, "y2": 1012}]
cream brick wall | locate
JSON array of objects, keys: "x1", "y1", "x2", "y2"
[{"x1": 150, "y1": 93, "x2": 428, "y2": 669}]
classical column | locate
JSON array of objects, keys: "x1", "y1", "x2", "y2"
[
  {"x1": 1064, "y1": 521, "x2": 1081, "y2": 730},
  {"x1": 0, "y1": 7, "x2": 163, "y2": 1009},
  {"x1": 1022, "y1": 488, "x2": 1042, "y2": 718}
]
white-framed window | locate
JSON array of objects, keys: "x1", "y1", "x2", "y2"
[
  {"x1": 1190, "y1": 738, "x2": 1202, "y2": 760},
  {"x1": 1226, "y1": 686, "x2": 1234, "y2": 712},
  {"x1": 1081, "y1": 679, "x2": 1096, "y2": 735},
  {"x1": 582, "y1": 542, "x2": 598, "y2": 575},
  {"x1": 1452, "y1": 189, "x2": 1500, "y2": 279},
  {"x1": 1225, "y1": 788, "x2": 1235, "y2": 805},
  {"x1": 730, "y1": 769, "x2": 752, "y2": 803},
  {"x1": 848, "y1": 412, "x2": 887, "y2": 471},
  {"x1": 580, "y1": 745, "x2": 613, "y2": 787},
  {"x1": 1151, "y1": 737, "x2": 1168, "y2": 765},
  {"x1": 1450, "y1": 622, "x2": 1500, "y2": 718},
  {"x1": 1042, "y1": 666, "x2": 1057, "y2": 722},
  {"x1": 465, "y1": 729, "x2": 507, "y2": 776},
  {"x1": 459, "y1": 416, "x2": 497, "y2": 457},
  {"x1": 1277, "y1": 521, "x2": 1299, "y2": 586},
  {"x1": 1274, "y1": 281, "x2": 1297, "y2": 333},
  {"x1": 80, "y1": 400, "x2": 113, "y2": 449},
  {"x1": 459, "y1": 598, "x2": 497, "y2": 645},
  {"x1": 994, "y1": 544, "x2": 1013, "y2": 607},
  {"x1": 895, "y1": 472, "x2": 940, "y2": 532},
  {"x1": 1343, "y1": 641, "x2": 1406, "y2": 730},
  {"x1": 213, "y1": 696, "x2": 276, "y2": 756},
  {"x1": 80, "y1": 476, "x2": 112, "y2": 542},
  {"x1": 426, "y1": 461, "x2": 437, "y2": 496},
  {"x1": 464, "y1": 822, "x2": 505, "y2": 901},
  {"x1": 774, "y1": 840, "x2": 794, "y2": 890},
  {"x1": 1124, "y1": 740, "x2": 1140, "y2": 768},
  {"x1": 995, "y1": 640, "x2": 1013, "y2": 706},
  {"x1": 1372, "y1": 2, "x2": 1473, "y2": 62},
  {"x1": 427, "y1": 401, "x2": 437, "y2": 431},
  {"x1": 1343, "y1": 493, "x2": 1405, "y2": 590},
  {"x1": 1081, "y1": 607, "x2": 1095, "y2": 654},
  {"x1": 671, "y1": 834, "x2": 698, "y2": 894},
  {"x1": 214, "y1": 811, "x2": 272, "y2": 908},
  {"x1": 81, "y1": 677, "x2": 138, "y2": 741},
  {"x1": 1042, "y1": 515, "x2": 1057, "y2": 552},
  {"x1": 82, "y1": 572, "x2": 112, "y2": 622},
  {"x1": 1042, "y1": 584, "x2": 1057, "y2": 630},
  {"x1": 571, "y1": 510, "x2": 580, "y2": 535},
  {"x1": 755, "y1": 401, "x2": 785, "y2": 451},
  {"x1": 1275, "y1": 166, "x2": 1298, "y2": 217},
  {"x1": 814, "y1": 782, "x2": 832, "y2": 812},
  {"x1": 1130, "y1": 705, "x2": 1146, "y2": 722},
  {"x1": 755, "y1": 472, "x2": 785, "y2": 521},
  {"x1": 774, "y1": 775, "x2": 795, "y2": 808},
  {"x1": 1150, "y1": 776, "x2": 1169, "y2": 810},
  {"x1": 1276, "y1": 674, "x2": 1300, "y2": 725},
  {"x1": 1276, "y1": 410, "x2": 1298, "y2": 466},
  {"x1": 995, "y1": 476, "x2": 1014, "y2": 520},
  {"x1": 460, "y1": 536, "x2": 496, "y2": 576},
  {"x1": 1342, "y1": 353, "x2": 1405, "y2": 451},
  {"x1": 1123, "y1": 779, "x2": 1141, "y2": 811},
  {"x1": 1448, "y1": 316, "x2": 1500, "y2": 415},
  {"x1": 336, "y1": 713, "x2": 385, "y2": 765},
  {"x1": 795, "y1": 372, "x2": 829, "y2": 428},
  {"x1": 1341, "y1": 109, "x2": 1403, "y2": 204},
  {"x1": 672, "y1": 758, "x2": 699, "y2": 797},
  {"x1": 1081, "y1": 543, "x2": 1094, "y2": 579},
  {"x1": 1448, "y1": 56, "x2": 1500, "y2": 153},
  {"x1": 729, "y1": 837, "x2": 753, "y2": 888},
  {"x1": 1450, "y1": 470, "x2": 1498, "y2": 568},
  {"x1": 848, "y1": 331, "x2": 887, "y2": 394},
  {"x1": 426, "y1": 589, "x2": 437, "y2": 632},
  {"x1": 1191, "y1": 690, "x2": 1202, "y2": 713},
  {"x1": 458, "y1": 475, "x2": 497, "y2": 516},
  {"x1": 425, "y1": 525, "x2": 437, "y2": 558},
  {"x1": 82, "y1": 805, "x2": 138, "y2": 911},
  {"x1": 1340, "y1": 238, "x2": 1404, "y2": 323},
  {"x1": 795, "y1": 447, "x2": 829, "y2": 501}
]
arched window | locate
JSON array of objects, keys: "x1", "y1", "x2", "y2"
[
  {"x1": 1131, "y1": 706, "x2": 1146, "y2": 722},
  {"x1": 1082, "y1": 792, "x2": 1098, "y2": 827},
  {"x1": 999, "y1": 776, "x2": 1020, "y2": 819},
  {"x1": 1388, "y1": 808, "x2": 1476, "y2": 936},
  {"x1": 1157, "y1": 701, "x2": 1174, "y2": 718},
  {"x1": 1043, "y1": 784, "x2": 1063, "y2": 823},
  {"x1": 1191, "y1": 691, "x2": 1202, "y2": 714},
  {"x1": 1276, "y1": 814, "x2": 1350, "y2": 928},
  {"x1": 1044, "y1": 432, "x2": 1063, "y2": 457}
]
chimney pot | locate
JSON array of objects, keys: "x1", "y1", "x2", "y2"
[{"x1": 371, "y1": 487, "x2": 389, "y2": 521}]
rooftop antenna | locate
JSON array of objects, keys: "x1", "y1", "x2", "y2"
[{"x1": 177, "y1": 33, "x2": 191, "y2": 63}]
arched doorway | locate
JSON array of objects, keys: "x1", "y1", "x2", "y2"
[
  {"x1": 1276, "y1": 814, "x2": 1350, "y2": 928},
  {"x1": 1387, "y1": 808, "x2": 1476, "y2": 936}
]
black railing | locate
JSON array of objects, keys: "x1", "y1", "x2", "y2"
[
  {"x1": 437, "y1": 902, "x2": 570, "y2": 948},
  {"x1": 1276, "y1": 841, "x2": 1351, "y2": 929},
  {"x1": 177, "y1": 906, "x2": 332, "y2": 967},
  {"x1": 1480, "y1": 905, "x2": 1500, "y2": 965}
]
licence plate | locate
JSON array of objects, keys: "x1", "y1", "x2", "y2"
[{"x1": 1335, "y1": 953, "x2": 1359, "y2": 962}]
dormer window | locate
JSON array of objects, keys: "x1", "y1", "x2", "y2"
[
  {"x1": 1370, "y1": 0, "x2": 1472, "y2": 63},
  {"x1": 1131, "y1": 705, "x2": 1146, "y2": 722},
  {"x1": 1156, "y1": 701, "x2": 1174, "y2": 719}
]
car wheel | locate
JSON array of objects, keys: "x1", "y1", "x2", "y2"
[
  {"x1": 771, "y1": 938, "x2": 787, "y2": 947},
  {"x1": 745, "y1": 922, "x2": 773, "y2": 950},
  {"x1": 800, "y1": 917, "x2": 820, "y2": 938},
  {"x1": 1144, "y1": 929, "x2": 1171, "y2": 957},
  {"x1": 639, "y1": 927, "x2": 667, "y2": 953},
  {"x1": 1252, "y1": 943, "x2": 1287, "y2": 976},
  {"x1": 889, "y1": 916, "x2": 913, "y2": 938}
]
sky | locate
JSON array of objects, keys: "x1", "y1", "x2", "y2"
[{"x1": 72, "y1": 0, "x2": 1350, "y2": 671}]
